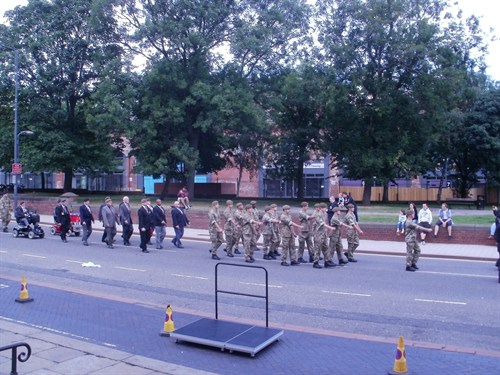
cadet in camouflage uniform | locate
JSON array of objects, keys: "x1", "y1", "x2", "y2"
[
  {"x1": 261, "y1": 206, "x2": 276, "y2": 260},
  {"x1": 222, "y1": 200, "x2": 237, "y2": 257},
  {"x1": 208, "y1": 201, "x2": 224, "y2": 260},
  {"x1": 0, "y1": 192, "x2": 12, "y2": 232},
  {"x1": 250, "y1": 200, "x2": 261, "y2": 252},
  {"x1": 280, "y1": 205, "x2": 302, "y2": 266},
  {"x1": 232, "y1": 202, "x2": 245, "y2": 255},
  {"x1": 343, "y1": 203, "x2": 363, "y2": 262},
  {"x1": 328, "y1": 207, "x2": 350, "y2": 266},
  {"x1": 404, "y1": 209, "x2": 432, "y2": 271},
  {"x1": 269, "y1": 204, "x2": 281, "y2": 257},
  {"x1": 241, "y1": 204, "x2": 258, "y2": 263},
  {"x1": 312, "y1": 203, "x2": 336, "y2": 269},
  {"x1": 297, "y1": 201, "x2": 314, "y2": 263}
]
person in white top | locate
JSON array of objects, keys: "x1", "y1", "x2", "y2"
[{"x1": 417, "y1": 203, "x2": 433, "y2": 245}]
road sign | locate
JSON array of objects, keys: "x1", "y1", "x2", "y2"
[{"x1": 12, "y1": 163, "x2": 22, "y2": 174}]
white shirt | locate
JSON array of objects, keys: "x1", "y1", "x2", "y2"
[{"x1": 418, "y1": 208, "x2": 433, "y2": 224}]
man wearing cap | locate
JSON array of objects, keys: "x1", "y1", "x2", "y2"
[
  {"x1": 343, "y1": 203, "x2": 363, "y2": 262},
  {"x1": 312, "y1": 203, "x2": 336, "y2": 268},
  {"x1": 261, "y1": 206, "x2": 276, "y2": 260},
  {"x1": 280, "y1": 205, "x2": 301, "y2": 266},
  {"x1": 404, "y1": 209, "x2": 432, "y2": 271},
  {"x1": 79, "y1": 198, "x2": 94, "y2": 246},
  {"x1": 329, "y1": 207, "x2": 350, "y2": 265},
  {"x1": 101, "y1": 197, "x2": 120, "y2": 249},
  {"x1": 232, "y1": 202, "x2": 245, "y2": 255},
  {"x1": 153, "y1": 199, "x2": 167, "y2": 249},
  {"x1": 222, "y1": 200, "x2": 237, "y2": 257},
  {"x1": 55, "y1": 198, "x2": 71, "y2": 243},
  {"x1": 297, "y1": 202, "x2": 314, "y2": 263},
  {"x1": 0, "y1": 192, "x2": 12, "y2": 232},
  {"x1": 269, "y1": 204, "x2": 281, "y2": 257},
  {"x1": 208, "y1": 201, "x2": 224, "y2": 260},
  {"x1": 119, "y1": 196, "x2": 133, "y2": 246},
  {"x1": 250, "y1": 200, "x2": 261, "y2": 252},
  {"x1": 138, "y1": 198, "x2": 152, "y2": 252},
  {"x1": 241, "y1": 204, "x2": 258, "y2": 263}
]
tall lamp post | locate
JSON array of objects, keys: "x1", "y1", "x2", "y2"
[{"x1": 13, "y1": 130, "x2": 34, "y2": 209}]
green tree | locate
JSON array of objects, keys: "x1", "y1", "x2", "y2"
[
  {"x1": 114, "y1": 0, "x2": 309, "y2": 196},
  {"x1": 0, "y1": 0, "x2": 125, "y2": 191},
  {"x1": 316, "y1": 0, "x2": 488, "y2": 204},
  {"x1": 264, "y1": 65, "x2": 328, "y2": 199}
]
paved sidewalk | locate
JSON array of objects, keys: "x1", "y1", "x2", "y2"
[{"x1": 0, "y1": 319, "x2": 216, "y2": 375}]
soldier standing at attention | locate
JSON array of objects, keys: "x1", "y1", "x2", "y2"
[
  {"x1": 209, "y1": 201, "x2": 224, "y2": 260},
  {"x1": 280, "y1": 205, "x2": 302, "y2": 266},
  {"x1": 343, "y1": 203, "x2": 363, "y2": 262},
  {"x1": 261, "y1": 206, "x2": 275, "y2": 260},
  {"x1": 297, "y1": 201, "x2": 314, "y2": 263},
  {"x1": 0, "y1": 192, "x2": 12, "y2": 232},
  {"x1": 329, "y1": 207, "x2": 350, "y2": 266},
  {"x1": 404, "y1": 209, "x2": 432, "y2": 271},
  {"x1": 241, "y1": 204, "x2": 258, "y2": 263},
  {"x1": 312, "y1": 203, "x2": 336, "y2": 269},
  {"x1": 222, "y1": 200, "x2": 236, "y2": 257},
  {"x1": 270, "y1": 203, "x2": 281, "y2": 257}
]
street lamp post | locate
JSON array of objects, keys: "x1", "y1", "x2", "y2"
[{"x1": 13, "y1": 130, "x2": 34, "y2": 209}]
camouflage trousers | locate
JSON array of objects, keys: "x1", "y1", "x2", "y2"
[
  {"x1": 328, "y1": 234, "x2": 344, "y2": 262},
  {"x1": 313, "y1": 232, "x2": 331, "y2": 263},
  {"x1": 298, "y1": 231, "x2": 313, "y2": 259},
  {"x1": 406, "y1": 241, "x2": 421, "y2": 267},
  {"x1": 210, "y1": 230, "x2": 224, "y2": 255},
  {"x1": 346, "y1": 230, "x2": 359, "y2": 259},
  {"x1": 281, "y1": 236, "x2": 297, "y2": 263}
]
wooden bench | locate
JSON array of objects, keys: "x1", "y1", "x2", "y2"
[{"x1": 444, "y1": 198, "x2": 477, "y2": 209}]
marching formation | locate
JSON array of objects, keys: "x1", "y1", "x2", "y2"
[{"x1": 208, "y1": 199, "x2": 364, "y2": 269}]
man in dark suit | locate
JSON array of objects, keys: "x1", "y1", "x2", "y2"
[
  {"x1": 152, "y1": 198, "x2": 167, "y2": 249},
  {"x1": 138, "y1": 198, "x2": 152, "y2": 253},
  {"x1": 119, "y1": 196, "x2": 133, "y2": 246},
  {"x1": 79, "y1": 198, "x2": 94, "y2": 246},
  {"x1": 171, "y1": 200, "x2": 189, "y2": 248},
  {"x1": 55, "y1": 198, "x2": 71, "y2": 242}
]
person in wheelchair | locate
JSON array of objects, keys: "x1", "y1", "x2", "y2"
[{"x1": 15, "y1": 201, "x2": 30, "y2": 227}]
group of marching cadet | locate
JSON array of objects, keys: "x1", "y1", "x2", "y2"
[{"x1": 208, "y1": 200, "x2": 363, "y2": 269}]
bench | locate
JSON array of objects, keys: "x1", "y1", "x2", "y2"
[{"x1": 444, "y1": 198, "x2": 477, "y2": 209}]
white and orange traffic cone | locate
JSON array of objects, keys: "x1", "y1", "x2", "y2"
[
  {"x1": 159, "y1": 304, "x2": 175, "y2": 336},
  {"x1": 15, "y1": 276, "x2": 34, "y2": 303},
  {"x1": 388, "y1": 336, "x2": 409, "y2": 374}
]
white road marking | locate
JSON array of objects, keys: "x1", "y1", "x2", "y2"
[
  {"x1": 171, "y1": 273, "x2": 209, "y2": 280},
  {"x1": 22, "y1": 254, "x2": 47, "y2": 259},
  {"x1": 239, "y1": 281, "x2": 283, "y2": 288},
  {"x1": 418, "y1": 270, "x2": 496, "y2": 279},
  {"x1": 0, "y1": 250, "x2": 6, "y2": 253},
  {"x1": 66, "y1": 260, "x2": 84, "y2": 264},
  {"x1": 115, "y1": 266, "x2": 146, "y2": 272},
  {"x1": 322, "y1": 290, "x2": 371, "y2": 297},
  {"x1": 414, "y1": 298, "x2": 467, "y2": 305},
  {"x1": 0, "y1": 284, "x2": 9, "y2": 289}
]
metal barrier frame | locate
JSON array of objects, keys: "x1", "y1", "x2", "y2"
[
  {"x1": 0, "y1": 342, "x2": 31, "y2": 375},
  {"x1": 215, "y1": 262, "x2": 269, "y2": 327}
]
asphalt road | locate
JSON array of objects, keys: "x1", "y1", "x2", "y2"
[{"x1": 1, "y1": 223, "x2": 498, "y2": 355}]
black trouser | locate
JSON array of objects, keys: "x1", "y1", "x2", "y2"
[
  {"x1": 140, "y1": 229, "x2": 151, "y2": 250},
  {"x1": 82, "y1": 223, "x2": 92, "y2": 242},
  {"x1": 122, "y1": 223, "x2": 133, "y2": 243},
  {"x1": 60, "y1": 223, "x2": 70, "y2": 240}
]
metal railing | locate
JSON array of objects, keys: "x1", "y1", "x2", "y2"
[{"x1": 0, "y1": 342, "x2": 31, "y2": 375}]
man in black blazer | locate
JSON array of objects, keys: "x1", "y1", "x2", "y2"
[
  {"x1": 119, "y1": 196, "x2": 133, "y2": 246},
  {"x1": 138, "y1": 198, "x2": 152, "y2": 253},
  {"x1": 79, "y1": 198, "x2": 94, "y2": 246},
  {"x1": 152, "y1": 198, "x2": 167, "y2": 249},
  {"x1": 55, "y1": 198, "x2": 71, "y2": 243},
  {"x1": 171, "y1": 200, "x2": 189, "y2": 248}
]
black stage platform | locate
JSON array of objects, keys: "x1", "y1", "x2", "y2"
[
  {"x1": 170, "y1": 263, "x2": 284, "y2": 356},
  {"x1": 171, "y1": 318, "x2": 283, "y2": 356}
]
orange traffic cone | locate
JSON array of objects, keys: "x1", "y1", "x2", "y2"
[
  {"x1": 15, "y1": 276, "x2": 34, "y2": 303},
  {"x1": 159, "y1": 304, "x2": 175, "y2": 336},
  {"x1": 388, "y1": 336, "x2": 409, "y2": 374}
]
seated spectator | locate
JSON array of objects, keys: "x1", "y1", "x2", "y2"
[
  {"x1": 417, "y1": 203, "x2": 432, "y2": 245},
  {"x1": 15, "y1": 201, "x2": 30, "y2": 227},
  {"x1": 434, "y1": 202, "x2": 453, "y2": 239},
  {"x1": 408, "y1": 202, "x2": 418, "y2": 223},
  {"x1": 396, "y1": 209, "x2": 406, "y2": 235},
  {"x1": 177, "y1": 186, "x2": 191, "y2": 209}
]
